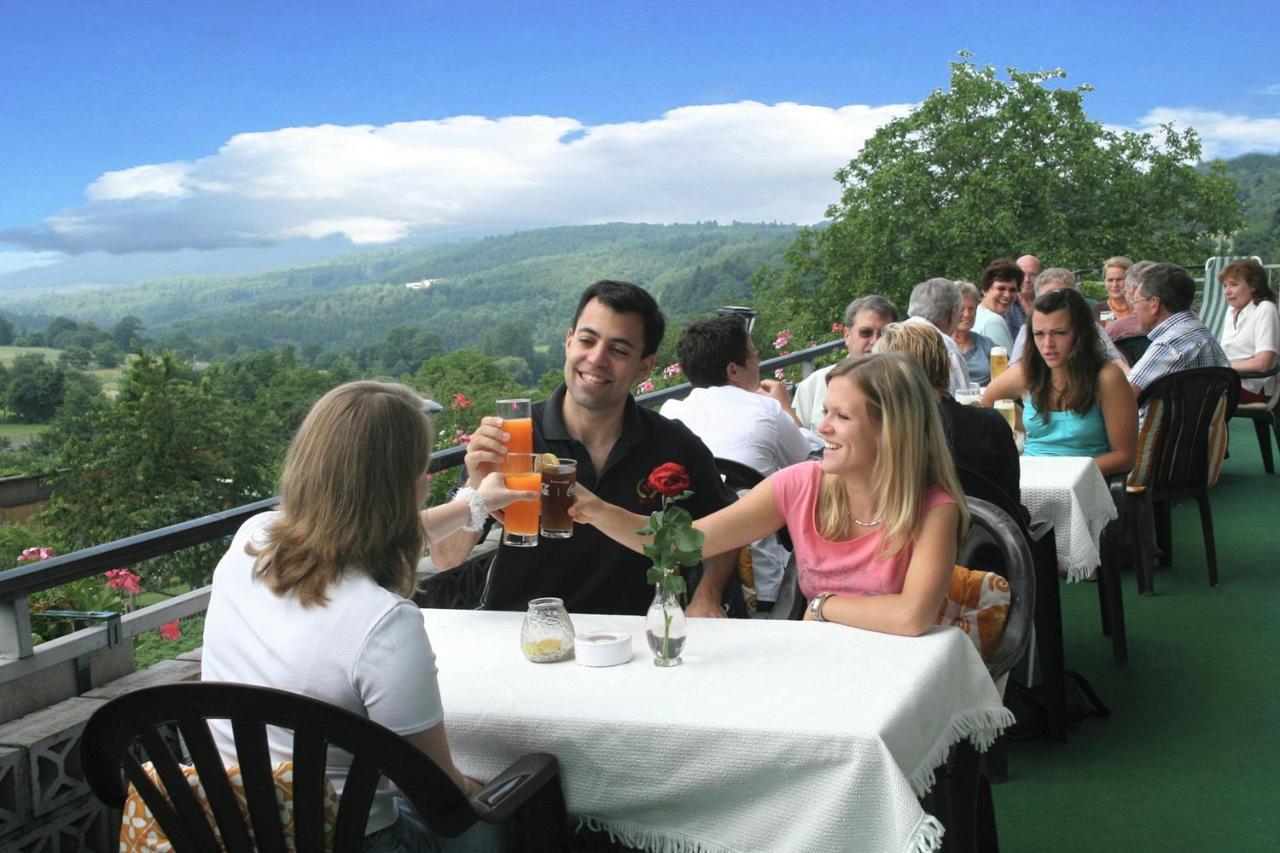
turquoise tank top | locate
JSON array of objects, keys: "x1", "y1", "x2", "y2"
[{"x1": 1022, "y1": 395, "x2": 1111, "y2": 458}]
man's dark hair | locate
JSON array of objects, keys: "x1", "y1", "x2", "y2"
[
  {"x1": 677, "y1": 316, "x2": 751, "y2": 388},
  {"x1": 980, "y1": 258, "x2": 1025, "y2": 293},
  {"x1": 1138, "y1": 263, "x2": 1195, "y2": 314},
  {"x1": 573, "y1": 280, "x2": 666, "y2": 357}
]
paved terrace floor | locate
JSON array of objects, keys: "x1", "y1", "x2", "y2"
[{"x1": 995, "y1": 418, "x2": 1279, "y2": 851}]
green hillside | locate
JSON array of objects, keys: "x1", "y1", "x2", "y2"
[
  {"x1": 1218, "y1": 152, "x2": 1280, "y2": 262},
  {"x1": 7, "y1": 223, "x2": 797, "y2": 353}
]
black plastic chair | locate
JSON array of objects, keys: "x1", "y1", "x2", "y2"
[
  {"x1": 1129, "y1": 367, "x2": 1241, "y2": 593},
  {"x1": 1231, "y1": 366, "x2": 1280, "y2": 473},
  {"x1": 81, "y1": 682, "x2": 569, "y2": 852},
  {"x1": 1113, "y1": 334, "x2": 1151, "y2": 367}
]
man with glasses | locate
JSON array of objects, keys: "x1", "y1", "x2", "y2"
[
  {"x1": 791, "y1": 294, "x2": 899, "y2": 430},
  {"x1": 1128, "y1": 263, "x2": 1228, "y2": 422}
]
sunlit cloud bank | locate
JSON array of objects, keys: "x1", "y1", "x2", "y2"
[
  {"x1": 0, "y1": 102, "x2": 914, "y2": 255},
  {"x1": 1137, "y1": 107, "x2": 1280, "y2": 160}
]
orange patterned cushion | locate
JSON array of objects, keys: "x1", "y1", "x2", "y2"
[
  {"x1": 936, "y1": 566, "x2": 1011, "y2": 661},
  {"x1": 119, "y1": 761, "x2": 338, "y2": 852}
]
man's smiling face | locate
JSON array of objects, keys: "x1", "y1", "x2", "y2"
[{"x1": 563, "y1": 298, "x2": 655, "y2": 412}]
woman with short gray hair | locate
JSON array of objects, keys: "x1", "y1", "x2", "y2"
[{"x1": 951, "y1": 280, "x2": 996, "y2": 385}]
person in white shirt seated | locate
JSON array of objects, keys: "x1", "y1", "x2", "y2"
[
  {"x1": 202, "y1": 380, "x2": 536, "y2": 853},
  {"x1": 1009, "y1": 267, "x2": 1129, "y2": 375},
  {"x1": 661, "y1": 315, "x2": 816, "y2": 609},
  {"x1": 1217, "y1": 258, "x2": 1280, "y2": 404},
  {"x1": 791, "y1": 294, "x2": 898, "y2": 430}
]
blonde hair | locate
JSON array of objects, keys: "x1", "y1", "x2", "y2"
[
  {"x1": 250, "y1": 380, "x2": 433, "y2": 606},
  {"x1": 818, "y1": 353, "x2": 968, "y2": 557},
  {"x1": 873, "y1": 322, "x2": 951, "y2": 396}
]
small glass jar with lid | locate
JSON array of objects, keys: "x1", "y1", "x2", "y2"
[{"x1": 521, "y1": 597, "x2": 575, "y2": 662}]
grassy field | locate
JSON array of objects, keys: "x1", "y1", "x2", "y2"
[
  {"x1": 0, "y1": 422, "x2": 49, "y2": 443},
  {"x1": 0, "y1": 345, "x2": 60, "y2": 365}
]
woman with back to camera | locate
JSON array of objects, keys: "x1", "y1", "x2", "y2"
[
  {"x1": 571, "y1": 353, "x2": 968, "y2": 635},
  {"x1": 1217, "y1": 258, "x2": 1280, "y2": 404},
  {"x1": 982, "y1": 288, "x2": 1136, "y2": 477},
  {"x1": 202, "y1": 380, "x2": 536, "y2": 852}
]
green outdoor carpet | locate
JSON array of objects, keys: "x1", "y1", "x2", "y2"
[{"x1": 994, "y1": 419, "x2": 1280, "y2": 852}]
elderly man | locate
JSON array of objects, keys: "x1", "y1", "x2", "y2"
[
  {"x1": 1106, "y1": 261, "x2": 1156, "y2": 341},
  {"x1": 1129, "y1": 262, "x2": 1229, "y2": 418},
  {"x1": 1010, "y1": 267, "x2": 1129, "y2": 373},
  {"x1": 1006, "y1": 254, "x2": 1043, "y2": 340},
  {"x1": 660, "y1": 315, "x2": 815, "y2": 608},
  {"x1": 906, "y1": 277, "x2": 969, "y2": 394},
  {"x1": 791, "y1": 294, "x2": 898, "y2": 429},
  {"x1": 429, "y1": 280, "x2": 738, "y2": 617}
]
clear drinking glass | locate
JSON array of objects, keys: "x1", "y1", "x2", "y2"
[
  {"x1": 500, "y1": 453, "x2": 542, "y2": 547},
  {"x1": 540, "y1": 458, "x2": 577, "y2": 538},
  {"x1": 496, "y1": 398, "x2": 532, "y2": 455}
]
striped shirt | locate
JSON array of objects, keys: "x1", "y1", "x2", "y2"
[{"x1": 1130, "y1": 311, "x2": 1228, "y2": 422}]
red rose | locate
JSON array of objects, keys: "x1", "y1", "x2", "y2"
[{"x1": 647, "y1": 462, "x2": 691, "y2": 498}]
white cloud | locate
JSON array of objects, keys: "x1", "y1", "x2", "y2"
[
  {"x1": 1135, "y1": 107, "x2": 1280, "y2": 160},
  {"x1": 1254, "y1": 84, "x2": 1280, "y2": 96},
  {"x1": 1, "y1": 102, "x2": 913, "y2": 254},
  {"x1": 0, "y1": 250, "x2": 62, "y2": 274}
]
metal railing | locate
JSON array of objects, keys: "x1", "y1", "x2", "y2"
[{"x1": 0, "y1": 339, "x2": 845, "y2": 685}]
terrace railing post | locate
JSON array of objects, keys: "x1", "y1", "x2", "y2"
[{"x1": 0, "y1": 594, "x2": 35, "y2": 659}]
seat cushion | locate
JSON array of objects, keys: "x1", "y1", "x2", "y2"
[
  {"x1": 936, "y1": 566, "x2": 1011, "y2": 661},
  {"x1": 120, "y1": 761, "x2": 338, "y2": 852}
]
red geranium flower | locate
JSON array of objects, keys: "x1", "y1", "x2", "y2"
[
  {"x1": 646, "y1": 462, "x2": 691, "y2": 498},
  {"x1": 159, "y1": 620, "x2": 181, "y2": 641}
]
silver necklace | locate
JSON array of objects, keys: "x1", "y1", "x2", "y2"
[{"x1": 850, "y1": 513, "x2": 882, "y2": 528}]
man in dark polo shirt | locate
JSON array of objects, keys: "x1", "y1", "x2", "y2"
[{"x1": 429, "y1": 280, "x2": 737, "y2": 616}]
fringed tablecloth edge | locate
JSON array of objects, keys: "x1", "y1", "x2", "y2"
[
  {"x1": 907, "y1": 704, "x2": 1017, "y2": 796},
  {"x1": 908, "y1": 813, "x2": 946, "y2": 853},
  {"x1": 575, "y1": 815, "x2": 741, "y2": 853}
]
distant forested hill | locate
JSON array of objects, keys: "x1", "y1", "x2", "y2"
[
  {"x1": 1219, "y1": 152, "x2": 1280, "y2": 262},
  {"x1": 6, "y1": 222, "x2": 797, "y2": 353}
]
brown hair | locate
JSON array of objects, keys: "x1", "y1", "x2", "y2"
[
  {"x1": 249, "y1": 381, "x2": 432, "y2": 606},
  {"x1": 1024, "y1": 289, "x2": 1105, "y2": 421},
  {"x1": 819, "y1": 353, "x2": 968, "y2": 556},
  {"x1": 980, "y1": 258, "x2": 1024, "y2": 293},
  {"x1": 1219, "y1": 259, "x2": 1276, "y2": 305}
]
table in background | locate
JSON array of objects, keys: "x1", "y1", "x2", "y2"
[
  {"x1": 1019, "y1": 456, "x2": 1118, "y2": 581},
  {"x1": 423, "y1": 609, "x2": 1013, "y2": 853}
]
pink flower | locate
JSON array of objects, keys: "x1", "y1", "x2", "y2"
[
  {"x1": 454, "y1": 428, "x2": 471, "y2": 446},
  {"x1": 158, "y1": 620, "x2": 181, "y2": 641},
  {"x1": 452, "y1": 392, "x2": 472, "y2": 410},
  {"x1": 778, "y1": 350, "x2": 790, "y2": 356},
  {"x1": 662, "y1": 363, "x2": 682, "y2": 379},
  {"x1": 636, "y1": 379, "x2": 655, "y2": 394},
  {"x1": 831, "y1": 323, "x2": 845, "y2": 334},
  {"x1": 773, "y1": 329, "x2": 793, "y2": 350},
  {"x1": 105, "y1": 568, "x2": 142, "y2": 597},
  {"x1": 18, "y1": 546, "x2": 56, "y2": 562},
  {"x1": 774, "y1": 368, "x2": 786, "y2": 381}
]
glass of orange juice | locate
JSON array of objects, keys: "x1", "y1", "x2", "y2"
[
  {"x1": 496, "y1": 398, "x2": 533, "y2": 455},
  {"x1": 500, "y1": 453, "x2": 543, "y2": 547}
]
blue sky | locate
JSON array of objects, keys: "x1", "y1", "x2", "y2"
[{"x1": 3, "y1": 0, "x2": 1279, "y2": 273}]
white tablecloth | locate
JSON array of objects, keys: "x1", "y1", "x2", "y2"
[
  {"x1": 1019, "y1": 456, "x2": 1118, "y2": 581},
  {"x1": 423, "y1": 609, "x2": 1013, "y2": 853}
]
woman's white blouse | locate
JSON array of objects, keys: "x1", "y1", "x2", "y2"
[{"x1": 1221, "y1": 300, "x2": 1280, "y2": 396}]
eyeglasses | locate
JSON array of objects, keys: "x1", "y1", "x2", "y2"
[{"x1": 853, "y1": 327, "x2": 879, "y2": 339}]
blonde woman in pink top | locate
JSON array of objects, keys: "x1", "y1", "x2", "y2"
[{"x1": 572, "y1": 353, "x2": 968, "y2": 637}]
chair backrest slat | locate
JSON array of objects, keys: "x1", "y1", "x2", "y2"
[
  {"x1": 1139, "y1": 368, "x2": 1240, "y2": 492},
  {"x1": 290, "y1": 729, "x2": 330, "y2": 852},
  {"x1": 136, "y1": 727, "x2": 226, "y2": 853},
  {"x1": 333, "y1": 753, "x2": 384, "y2": 851},
  {"x1": 176, "y1": 712, "x2": 257, "y2": 851},
  {"x1": 120, "y1": 750, "x2": 216, "y2": 853},
  {"x1": 230, "y1": 716, "x2": 290, "y2": 853}
]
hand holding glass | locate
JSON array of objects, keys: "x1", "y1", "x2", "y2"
[{"x1": 501, "y1": 453, "x2": 543, "y2": 547}]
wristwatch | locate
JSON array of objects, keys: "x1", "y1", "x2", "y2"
[{"x1": 809, "y1": 592, "x2": 834, "y2": 622}]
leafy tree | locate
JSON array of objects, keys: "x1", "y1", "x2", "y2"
[
  {"x1": 7, "y1": 360, "x2": 65, "y2": 422},
  {"x1": 39, "y1": 353, "x2": 276, "y2": 589},
  {"x1": 92, "y1": 341, "x2": 122, "y2": 368},
  {"x1": 764, "y1": 57, "x2": 1243, "y2": 318},
  {"x1": 0, "y1": 313, "x2": 14, "y2": 345},
  {"x1": 59, "y1": 346, "x2": 93, "y2": 369},
  {"x1": 111, "y1": 315, "x2": 146, "y2": 351}
]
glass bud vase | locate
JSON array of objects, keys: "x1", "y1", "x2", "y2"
[{"x1": 645, "y1": 584, "x2": 687, "y2": 667}]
